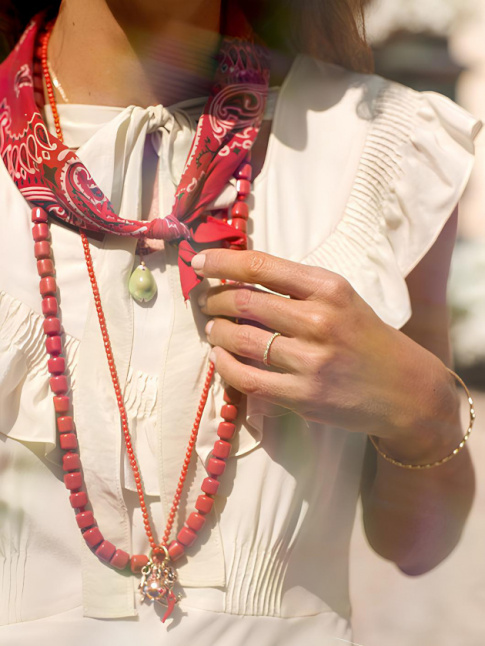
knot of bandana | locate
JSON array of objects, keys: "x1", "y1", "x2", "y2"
[
  {"x1": 147, "y1": 215, "x2": 191, "y2": 242},
  {"x1": 0, "y1": 15, "x2": 270, "y2": 298}
]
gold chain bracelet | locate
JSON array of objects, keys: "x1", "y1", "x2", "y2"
[{"x1": 369, "y1": 369, "x2": 475, "y2": 470}]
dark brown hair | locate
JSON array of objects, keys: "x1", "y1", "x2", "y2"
[
  {"x1": 1, "y1": 0, "x2": 372, "y2": 72},
  {"x1": 239, "y1": 0, "x2": 373, "y2": 73}
]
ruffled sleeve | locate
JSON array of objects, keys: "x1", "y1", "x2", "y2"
[
  {"x1": 383, "y1": 88, "x2": 481, "y2": 275},
  {"x1": 301, "y1": 81, "x2": 482, "y2": 329}
]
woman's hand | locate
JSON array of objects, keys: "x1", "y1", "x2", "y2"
[
  {"x1": 193, "y1": 241, "x2": 474, "y2": 575},
  {"x1": 192, "y1": 248, "x2": 457, "y2": 451}
]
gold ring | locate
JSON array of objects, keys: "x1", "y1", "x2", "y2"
[{"x1": 263, "y1": 332, "x2": 281, "y2": 367}]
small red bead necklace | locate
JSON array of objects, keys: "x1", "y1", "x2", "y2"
[{"x1": 36, "y1": 26, "x2": 251, "y2": 623}]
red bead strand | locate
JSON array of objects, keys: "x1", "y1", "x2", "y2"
[
  {"x1": 161, "y1": 362, "x2": 215, "y2": 547},
  {"x1": 80, "y1": 231, "x2": 158, "y2": 551},
  {"x1": 40, "y1": 26, "x2": 63, "y2": 141},
  {"x1": 39, "y1": 23, "x2": 247, "y2": 573}
]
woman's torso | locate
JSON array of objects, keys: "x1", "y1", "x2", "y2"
[{"x1": 0, "y1": 54, "x2": 480, "y2": 644}]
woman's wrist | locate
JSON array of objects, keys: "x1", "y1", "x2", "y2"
[{"x1": 372, "y1": 361, "x2": 465, "y2": 467}]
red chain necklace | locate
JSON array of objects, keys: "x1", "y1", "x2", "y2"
[{"x1": 35, "y1": 25, "x2": 250, "y2": 623}]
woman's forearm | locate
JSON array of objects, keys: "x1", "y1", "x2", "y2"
[{"x1": 361, "y1": 364, "x2": 475, "y2": 574}]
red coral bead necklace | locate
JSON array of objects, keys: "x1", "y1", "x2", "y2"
[{"x1": 36, "y1": 25, "x2": 250, "y2": 623}]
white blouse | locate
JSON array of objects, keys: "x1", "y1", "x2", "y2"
[{"x1": 0, "y1": 55, "x2": 481, "y2": 645}]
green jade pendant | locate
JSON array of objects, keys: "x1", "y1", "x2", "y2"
[{"x1": 128, "y1": 262, "x2": 157, "y2": 303}]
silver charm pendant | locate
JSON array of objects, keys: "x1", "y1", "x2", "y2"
[{"x1": 139, "y1": 552, "x2": 181, "y2": 623}]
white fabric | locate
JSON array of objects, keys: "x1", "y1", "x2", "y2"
[{"x1": 0, "y1": 55, "x2": 481, "y2": 644}]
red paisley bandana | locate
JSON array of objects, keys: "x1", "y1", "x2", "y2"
[{"x1": 0, "y1": 15, "x2": 270, "y2": 298}]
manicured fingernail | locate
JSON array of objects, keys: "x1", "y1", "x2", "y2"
[
  {"x1": 209, "y1": 350, "x2": 217, "y2": 366},
  {"x1": 191, "y1": 254, "x2": 206, "y2": 272},
  {"x1": 198, "y1": 292, "x2": 207, "y2": 307},
  {"x1": 205, "y1": 320, "x2": 214, "y2": 337}
]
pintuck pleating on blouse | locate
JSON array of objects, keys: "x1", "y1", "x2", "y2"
[
  {"x1": 0, "y1": 51, "x2": 481, "y2": 640},
  {"x1": 300, "y1": 78, "x2": 481, "y2": 329}
]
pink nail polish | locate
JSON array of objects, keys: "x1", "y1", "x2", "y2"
[
  {"x1": 205, "y1": 320, "x2": 214, "y2": 337},
  {"x1": 191, "y1": 254, "x2": 206, "y2": 272}
]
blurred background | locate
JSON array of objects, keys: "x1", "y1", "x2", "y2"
[{"x1": 351, "y1": 1, "x2": 485, "y2": 644}]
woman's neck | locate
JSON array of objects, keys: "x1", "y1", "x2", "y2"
[{"x1": 48, "y1": 0, "x2": 223, "y2": 107}]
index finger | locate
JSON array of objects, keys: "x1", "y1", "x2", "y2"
[{"x1": 191, "y1": 249, "x2": 326, "y2": 300}]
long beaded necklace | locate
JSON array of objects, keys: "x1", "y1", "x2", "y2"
[{"x1": 36, "y1": 26, "x2": 251, "y2": 623}]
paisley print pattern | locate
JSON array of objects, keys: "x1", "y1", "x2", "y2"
[{"x1": 0, "y1": 15, "x2": 270, "y2": 298}]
